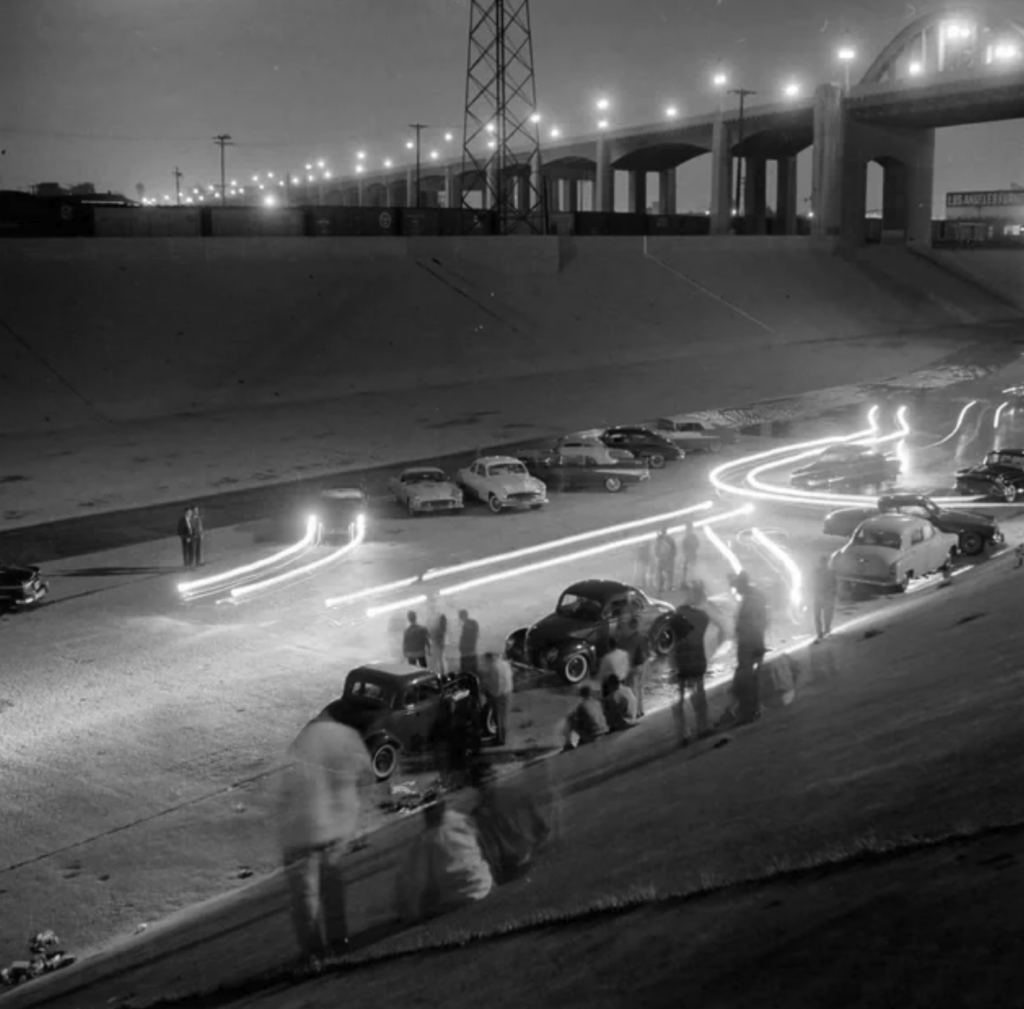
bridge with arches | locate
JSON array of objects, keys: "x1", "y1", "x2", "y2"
[{"x1": 334, "y1": 4, "x2": 1024, "y2": 245}]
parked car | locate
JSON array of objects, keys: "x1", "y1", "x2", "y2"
[
  {"x1": 555, "y1": 435, "x2": 638, "y2": 466},
  {"x1": 653, "y1": 415, "x2": 739, "y2": 453},
  {"x1": 505, "y1": 579, "x2": 677, "y2": 684},
  {"x1": 830, "y1": 514, "x2": 959, "y2": 593},
  {"x1": 955, "y1": 448, "x2": 1024, "y2": 502},
  {"x1": 598, "y1": 426, "x2": 684, "y2": 469},
  {"x1": 0, "y1": 561, "x2": 48, "y2": 611},
  {"x1": 515, "y1": 451, "x2": 650, "y2": 494},
  {"x1": 790, "y1": 444, "x2": 900, "y2": 490},
  {"x1": 456, "y1": 456, "x2": 548, "y2": 514},
  {"x1": 823, "y1": 493, "x2": 1002, "y2": 556},
  {"x1": 317, "y1": 487, "x2": 368, "y2": 541},
  {"x1": 322, "y1": 664, "x2": 496, "y2": 781},
  {"x1": 388, "y1": 466, "x2": 464, "y2": 516}
]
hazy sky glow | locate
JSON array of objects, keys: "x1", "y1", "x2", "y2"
[{"x1": 1, "y1": 0, "x2": 1021, "y2": 210}]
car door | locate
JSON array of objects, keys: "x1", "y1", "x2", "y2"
[
  {"x1": 908, "y1": 522, "x2": 927, "y2": 571},
  {"x1": 625, "y1": 588, "x2": 655, "y2": 634},
  {"x1": 918, "y1": 521, "x2": 945, "y2": 569},
  {"x1": 598, "y1": 594, "x2": 628, "y2": 651},
  {"x1": 396, "y1": 676, "x2": 442, "y2": 751}
]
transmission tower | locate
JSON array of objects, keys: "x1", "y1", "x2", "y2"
[{"x1": 461, "y1": 0, "x2": 545, "y2": 234}]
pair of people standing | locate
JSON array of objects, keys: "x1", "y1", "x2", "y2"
[
  {"x1": 402, "y1": 608, "x2": 448, "y2": 674},
  {"x1": 176, "y1": 505, "x2": 204, "y2": 570}
]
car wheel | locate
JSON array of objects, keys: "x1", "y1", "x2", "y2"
[
  {"x1": 708, "y1": 441, "x2": 723, "y2": 454},
  {"x1": 488, "y1": 494, "x2": 504, "y2": 515},
  {"x1": 604, "y1": 475, "x2": 623, "y2": 493},
  {"x1": 958, "y1": 531, "x2": 984, "y2": 556},
  {"x1": 371, "y1": 742, "x2": 399, "y2": 782},
  {"x1": 649, "y1": 617, "x2": 676, "y2": 657},
  {"x1": 647, "y1": 453, "x2": 666, "y2": 470},
  {"x1": 561, "y1": 651, "x2": 592, "y2": 685}
]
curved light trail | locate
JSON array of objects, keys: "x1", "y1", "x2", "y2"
[
  {"x1": 993, "y1": 401, "x2": 1009, "y2": 431},
  {"x1": 366, "y1": 593, "x2": 429, "y2": 619},
  {"x1": 750, "y1": 527, "x2": 804, "y2": 609},
  {"x1": 704, "y1": 524, "x2": 743, "y2": 576},
  {"x1": 920, "y1": 399, "x2": 978, "y2": 449},
  {"x1": 177, "y1": 515, "x2": 321, "y2": 601},
  {"x1": 325, "y1": 575, "x2": 422, "y2": 610},
  {"x1": 227, "y1": 515, "x2": 366, "y2": 603}
]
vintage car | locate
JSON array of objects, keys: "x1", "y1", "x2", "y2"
[
  {"x1": 456, "y1": 456, "x2": 548, "y2": 514},
  {"x1": 388, "y1": 466, "x2": 464, "y2": 515},
  {"x1": 0, "y1": 561, "x2": 49, "y2": 611},
  {"x1": 653, "y1": 415, "x2": 739, "y2": 453},
  {"x1": 955, "y1": 448, "x2": 1024, "y2": 502},
  {"x1": 823, "y1": 493, "x2": 1002, "y2": 556},
  {"x1": 322, "y1": 663, "x2": 496, "y2": 781},
  {"x1": 830, "y1": 514, "x2": 959, "y2": 593},
  {"x1": 515, "y1": 451, "x2": 650, "y2": 494},
  {"x1": 597, "y1": 426, "x2": 685, "y2": 469},
  {"x1": 790, "y1": 444, "x2": 900, "y2": 490},
  {"x1": 505, "y1": 579, "x2": 677, "y2": 684},
  {"x1": 316, "y1": 486, "x2": 368, "y2": 541},
  {"x1": 555, "y1": 435, "x2": 638, "y2": 466}
]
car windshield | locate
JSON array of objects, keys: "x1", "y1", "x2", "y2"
[
  {"x1": 556, "y1": 591, "x2": 604, "y2": 621},
  {"x1": 817, "y1": 447, "x2": 857, "y2": 463},
  {"x1": 487, "y1": 462, "x2": 527, "y2": 477},
  {"x1": 345, "y1": 678, "x2": 392, "y2": 705},
  {"x1": 403, "y1": 470, "x2": 444, "y2": 483},
  {"x1": 985, "y1": 452, "x2": 1024, "y2": 470},
  {"x1": 853, "y1": 527, "x2": 903, "y2": 550}
]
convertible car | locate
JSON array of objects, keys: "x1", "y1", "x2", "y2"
[
  {"x1": 388, "y1": 466, "x2": 464, "y2": 515},
  {"x1": 955, "y1": 448, "x2": 1024, "y2": 502},
  {"x1": 505, "y1": 579, "x2": 677, "y2": 684},
  {"x1": 790, "y1": 444, "x2": 900, "y2": 491},
  {"x1": 515, "y1": 451, "x2": 650, "y2": 494},
  {"x1": 823, "y1": 493, "x2": 1002, "y2": 556},
  {"x1": 322, "y1": 664, "x2": 496, "y2": 781}
]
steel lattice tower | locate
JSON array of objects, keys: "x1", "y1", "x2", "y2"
[{"x1": 460, "y1": 0, "x2": 545, "y2": 234}]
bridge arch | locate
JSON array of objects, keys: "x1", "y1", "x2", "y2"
[{"x1": 861, "y1": 3, "x2": 1024, "y2": 84}]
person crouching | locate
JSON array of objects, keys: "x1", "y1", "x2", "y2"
[
  {"x1": 601, "y1": 673, "x2": 639, "y2": 731},
  {"x1": 561, "y1": 684, "x2": 609, "y2": 751}
]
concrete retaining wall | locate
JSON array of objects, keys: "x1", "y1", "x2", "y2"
[{"x1": 912, "y1": 247, "x2": 1024, "y2": 314}]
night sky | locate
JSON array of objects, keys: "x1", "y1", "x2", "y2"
[{"x1": 2, "y1": 0, "x2": 1021, "y2": 210}]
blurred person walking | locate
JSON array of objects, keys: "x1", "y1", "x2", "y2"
[
  {"x1": 654, "y1": 529, "x2": 677, "y2": 594},
  {"x1": 403, "y1": 611, "x2": 429, "y2": 668},
  {"x1": 427, "y1": 604, "x2": 449, "y2": 679},
  {"x1": 480, "y1": 651, "x2": 514, "y2": 746},
  {"x1": 731, "y1": 571, "x2": 769, "y2": 725},
  {"x1": 191, "y1": 505, "x2": 205, "y2": 567},
  {"x1": 277, "y1": 713, "x2": 372, "y2": 967},
  {"x1": 634, "y1": 538, "x2": 654, "y2": 589},
  {"x1": 681, "y1": 522, "x2": 700, "y2": 586},
  {"x1": 619, "y1": 615, "x2": 650, "y2": 717},
  {"x1": 811, "y1": 554, "x2": 838, "y2": 640},
  {"x1": 458, "y1": 609, "x2": 480, "y2": 675},
  {"x1": 176, "y1": 507, "x2": 197, "y2": 570}
]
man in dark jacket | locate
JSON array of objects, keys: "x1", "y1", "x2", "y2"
[
  {"x1": 403, "y1": 611, "x2": 430, "y2": 667},
  {"x1": 191, "y1": 505, "x2": 205, "y2": 567},
  {"x1": 811, "y1": 554, "x2": 838, "y2": 640},
  {"x1": 671, "y1": 582, "x2": 717, "y2": 744},
  {"x1": 731, "y1": 571, "x2": 769, "y2": 725},
  {"x1": 177, "y1": 507, "x2": 196, "y2": 570},
  {"x1": 458, "y1": 609, "x2": 480, "y2": 675}
]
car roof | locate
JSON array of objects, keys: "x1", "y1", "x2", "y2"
[
  {"x1": 986, "y1": 447, "x2": 1024, "y2": 456},
  {"x1": 879, "y1": 493, "x2": 930, "y2": 507},
  {"x1": 321, "y1": 488, "x2": 365, "y2": 499},
  {"x1": 348, "y1": 662, "x2": 438, "y2": 683},
  {"x1": 472, "y1": 455, "x2": 524, "y2": 465},
  {"x1": 401, "y1": 466, "x2": 445, "y2": 476},
  {"x1": 562, "y1": 579, "x2": 630, "y2": 599},
  {"x1": 858, "y1": 514, "x2": 921, "y2": 532},
  {"x1": 605, "y1": 425, "x2": 652, "y2": 433}
]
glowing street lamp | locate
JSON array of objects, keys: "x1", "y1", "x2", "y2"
[
  {"x1": 263, "y1": 194, "x2": 277, "y2": 207},
  {"x1": 291, "y1": 176, "x2": 300, "y2": 185},
  {"x1": 596, "y1": 118, "x2": 610, "y2": 130},
  {"x1": 383, "y1": 158, "x2": 393, "y2": 169},
  {"x1": 307, "y1": 174, "x2": 315, "y2": 182},
  {"x1": 549, "y1": 126, "x2": 562, "y2": 139},
  {"x1": 252, "y1": 174, "x2": 259, "y2": 182},
  {"x1": 837, "y1": 44, "x2": 857, "y2": 91},
  {"x1": 485, "y1": 121, "x2": 497, "y2": 134},
  {"x1": 529, "y1": 112, "x2": 542, "y2": 124},
  {"x1": 317, "y1": 159, "x2": 325, "y2": 169},
  {"x1": 712, "y1": 71, "x2": 728, "y2": 88},
  {"x1": 782, "y1": 80, "x2": 801, "y2": 99},
  {"x1": 356, "y1": 150, "x2": 366, "y2": 160},
  {"x1": 444, "y1": 132, "x2": 454, "y2": 142},
  {"x1": 429, "y1": 150, "x2": 440, "y2": 160},
  {"x1": 908, "y1": 60, "x2": 923, "y2": 76},
  {"x1": 405, "y1": 140, "x2": 415, "y2": 150},
  {"x1": 355, "y1": 164, "x2": 365, "y2": 174},
  {"x1": 323, "y1": 170, "x2": 332, "y2": 179},
  {"x1": 487, "y1": 139, "x2": 497, "y2": 150},
  {"x1": 595, "y1": 97, "x2": 610, "y2": 112},
  {"x1": 665, "y1": 104, "x2": 679, "y2": 119},
  {"x1": 305, "y1": 163, "x2": 313, "y2": 171}
]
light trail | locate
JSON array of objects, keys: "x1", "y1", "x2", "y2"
[
  {"x1": 366, "y1": 593, "x2": 429, "y2": 619},
  {"x1": 420, "y1": 505, "x2": 753, "y2": 604},
  {"x1": 177, "y1": 515, "x2": 320, "y2": 601},
  {"x1": 228, "y1": 515, "x2": 366, "y2": 602},
  {"x1": 324, "y1": 576, "x2": 422, "y2": 610},
  {"x1": 750, "y1": 527, "x2": 804, "y2": 608},
  {"x1": 920, "y1": 399, "x2": 978, "y2": 449},
  {"x1": 994, "y1": 401, "x2": 1009, "y2": 431},
  {"x1": 421, "y1": 500, "x2": 714, "y2": 582},
  {"x1": 704, "y1": 524, "x2": 743, "y2": 576}
]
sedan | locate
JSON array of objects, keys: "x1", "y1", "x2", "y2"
[
  {"x1": 388, "y1": 466, "x2": 464, "y2": 516},
  {"x1": 654, "y1": 415, "x2": 739, "y2": 453},
  {"x1": 456, "y1": 456, "x2": 548, "y2": 514},
  {"x1": 790, "y1": 444, "x2": 900, "y2": 490},
  {"x1": 516, "y1": 452, "x2": 650, "y2": 493},
  {"x1": 598, "y1": 426, "x2": 684, "y2": 469},
  {"x1": 0, "y1": 561, "x2": 48, "y2": 611},
  {"x1": 830, "y1": 514, "x2": 959, "y2": 593}
]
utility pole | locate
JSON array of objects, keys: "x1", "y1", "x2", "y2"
[
  {"x1": 172, "y1": 166, "x2": 183, "y2": 206},
  {"x1": 213, "y1": 134, "x2": 233, "y2": 204},
  {"x1": 408, "y1": 123, "x2": 427, "y2": 208},
  {"x1": 729, "y1": 89, "x2": 757, "y2": 226}
]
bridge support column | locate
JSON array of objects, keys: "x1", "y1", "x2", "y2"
[
  {"x1": 595, "y1": 135, "x2": 614, "y2": 213},
  {"x1": 776, "y1": 157, "x2": 798, "y2": 234},
  {"x1": 628, "y1": 171, "x2": 648, "y2": 214},
  {"x1": 445, "y1": 166, "x2": 459, "y2": 209},
  {"x1": 744, "y1": 156, "x2": 767, "y2": 233},
  {"x1": 811, "y1": 83, "x2": 845, "y2": 239},
  {"x1": 487, "y1": 163, "x2": 499, "y2": 210},
  {"x1": 567, "y1": 179, "x2": 580, "y2": 213},
  {"x1": 709, "y1": 112, "x2": 733, "y2": 235},
  {"x1": 659, "y1": 169, "x2": 677, "y2": 215}
]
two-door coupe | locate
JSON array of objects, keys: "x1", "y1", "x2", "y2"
[
  {"x1": 955, "y1": 448, "x2": 1024, "y2": 502},
  {"x1": 515, "y1": 451, "x2": 650, "y2": 494},
  {"x1": 388, "y1": 466, "x2": 464, "y2": 515},
  {"x1": 654, "y1": 415, "x2": 738, "y2": 453}
]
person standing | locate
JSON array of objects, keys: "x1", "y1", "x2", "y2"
[
  {"x1": 654, "y1": 529, "x2": 677, "y2": 594},
  {"x1": 176, "y1": 507, "x2": 196, "y2": 570},
  {"x1": 811, "y1": 554, "x2": 838, "y2": 640},
  {"x1": 619, "y1": 615, "x2": 650, "y2": 718},
  {"x1": 403, "y1": 611, "x2": 430, "y2": 668},
  {"x1": 480, "y1": 651, "x2": 514, "y2": 746},
  {"x1": 634, "y1": 538, "x2": 654, "y2": 590},
  {"x1": 427, "y1": 605, "x2": 449, "y2": 679},
  {"x1": 731, "y1": 571, "x2": 769, "y2": 726},
  {"x1": 681, "y1": 522, "x2": 700, "y2": 587},
  {"x1": 191, "y1": 505, "x2": 205, "y2": 567},
  {"x1": 458, "y1": 609, "x2": 480, "y2": 675},
  {"x1": 671, "y1": 582, "x2": 725, "y2": 744},
  {"x1": 277, "y1": 713, "x2": 372, "y2": 967}
]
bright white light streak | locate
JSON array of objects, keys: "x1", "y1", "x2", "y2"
[
  {"x1": 178, "y1": 516, "x2": 319, "y2": 598},
  {"x1": 751, "y1": 527, "x2": 803, "y2": 608},
  {"x1": 435, "y1": 505, "x2": 751, "y2": 599},
  {"x1": 325, "y1": 575, "x2": 421, "y2": 609},
  {"x1": 994, "y1": 401, "x2": 1009, "y2": 430},
  {"x1": 366, "y1": 594, "x2": 429, "y2": 619},
  {"x1": 704, "y1": 525, "x2": 743, "y2": 575},
  {"x1": 422, "y1": 501, "x2": 714, "y2": 582},
  {"x1": 230, "y1": 515, "x2": 366, "y2": 601},
  {"x1": 920, "y1": 400, "x2": 977, "y2": 449}
]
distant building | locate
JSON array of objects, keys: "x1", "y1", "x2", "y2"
[{"x1": 945, "y1": 189, "x2": 1024, "y2": 240}]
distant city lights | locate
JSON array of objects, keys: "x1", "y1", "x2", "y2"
[
  {"x1": 665, "y1": 105, "x2": 679, "y2": 118},
  {"x1": 429, "y1": 149, "x2": 439, "y2": 160},
  {"x1": 783, "y1": 80, "x2": 801, "y2": 98},
  {"x1": 549, "y1": 126, "x2": 562, "y2": 139},
  {"x1": 384, "y1": 158, "x2": 393, "y2": 168},
  {"x1": 908, "y1": 60, "x2": 923, "y2": 75}
]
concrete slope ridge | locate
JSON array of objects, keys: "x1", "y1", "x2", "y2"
[{"x1": 914, "y1": 247, "x2": 1024, "y2": 315}]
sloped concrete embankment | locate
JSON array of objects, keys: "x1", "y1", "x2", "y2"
[{"x1": 911, "y1": 247, "x2": 1024, "y2": 315}]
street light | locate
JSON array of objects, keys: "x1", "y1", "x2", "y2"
[
  {"x1": 405, "y1": 140, "x2": 415, "y2": 150},
  {"x1": 837, "y1": 44, "x2": 857, "y2": 92},
  {"x1": 549, "y1": 126, "x2": 562, "y2": 139},
  {"x1": 355, "y1": 164, "x2": 365, "y2": 174},
  {"x1": 305, "y1": 163, "x2": 313, "y2": 171},
  {"x1": 529, "y1": 112, "x2": 542, "y2": 124},
  {"x1": 317, "y1": 159, "x2": 325, "y2": 169},
  {"x1": 487, "y1": 139, "x2": 497, "y2": 149},
  {"x1": 356, "y1": 150, "x2": 366, "y2": 160},
  {"x1": 665, "y1": 105, "x2": 679, "y2": 119},
  {"x1": 384, "y1": 158, "x2": 393, "y2": 168},
  {"x1": 429, "y1": 150, "x2": 440, "y2": 160},
  {"x1": 485, "y1": 121, "x2": 497, "y2": 134},
  {"x1": 595, "y1": 97, "x2": 610, "y2": 111},
  {"x1": 782, "y1": 81, "x2": 801, "y2": 98},
  {"x1": 323, "y1": 170, "x2": 332, "y2": 179},
  {"x1": 444, "y1": 132, "x2": 454, "y2": 142},
  {"x1": 908, "y1": 60, "x2": 923, "y2": 76},
  {"x1": 597, "y1": 119, "x2": 609, "y2": 130}
]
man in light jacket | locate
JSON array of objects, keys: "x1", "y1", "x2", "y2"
[{"x1": 277, "y1": 714, "x2": 372, "y2": 966}]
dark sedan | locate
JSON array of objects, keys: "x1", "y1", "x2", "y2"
[
  {"x1": 505, "y1": 579, "x2": 676, "y2": 684},
  {"x1": 322, "y1": 663, "x2": 495, "y2": 781},
  {"x1": 790, "y1": 444, "x2": 900, "y2": 490},
  {"x1": 598, "y1": 426, "x2": 684, "y2": 469},
  {"x1": 823, "y1": 493, "x2": 1002, "y2": 556},
  {"x1": 0, "y1": 562, "x2": 48, "y2": 611},
  {"x1": 515, "y1": 451, "x2": 650, "y2": 494},
  {"x1": 956, "y1": 448, "x2": 1024, "y2": 502}
]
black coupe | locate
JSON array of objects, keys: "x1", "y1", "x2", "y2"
[
  {"x1": 515, "y1": 451, "x2": 650, "y2": 494},
  {"x1": 790, "y1": 444, "x2": 900, "y2": 491}
]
